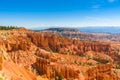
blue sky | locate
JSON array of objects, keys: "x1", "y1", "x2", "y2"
[{"x1": 0, "y1": 0, "x2": 120, "y2": 29}]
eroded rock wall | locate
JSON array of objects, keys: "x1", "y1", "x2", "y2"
[
  {"x1": 0, "y1": 28, "x2": 119, "y2": 80},
  {"x1": 85, "y1": 64, "x2": 119, "y2": 80},
  {"x1": 27, "y1": 33, "x2": 111, "y2": 55}
]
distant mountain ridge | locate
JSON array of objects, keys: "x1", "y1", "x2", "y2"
[
  {"x1": 42, "y1": 27, "x2": 79, "y2": 32},
  {"x1": 40, "y1": 27, "x2": 120, "y2": 42},
  {"x1": 78, "y1": 27, "x2": 120, "y2": 34},
  {"x1": 34, "y1": 27, "x2": 120, "y2": 34}
]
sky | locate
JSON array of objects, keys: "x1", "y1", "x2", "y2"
[{"x1": 0, "y1": 0, "x2": 120, "y2": 29}]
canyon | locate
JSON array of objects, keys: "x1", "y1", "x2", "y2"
[{"x1": 0, "y1": 28, "x2": 120, "y2": 80}]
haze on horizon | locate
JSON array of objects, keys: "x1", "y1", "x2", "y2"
[{"x1": 0, "y1": 0, "x2": 120, "y2": 29}]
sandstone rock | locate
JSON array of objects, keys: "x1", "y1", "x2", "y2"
[
  {"x1": 84, "y1": 64, "x2": 119, "y2": 80},
  {"x1": 0, "y1": 28, "x2": 119, "y2": 80}
]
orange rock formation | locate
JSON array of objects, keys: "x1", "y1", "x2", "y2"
[{"x1": 0, "y1": 28, "x2": 119, "y2": 80}]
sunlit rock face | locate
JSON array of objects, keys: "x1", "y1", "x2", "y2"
[
  {"x1": 27, "y1": 32, "x2": 111, "y2": 55},
  {"x1": 0, "y1": 28, "x2": 120, "y2": 80},
  {"x1": 0, "y1": 51, "x2": 3, "y2": 70},
  {"x1": 85, "y1": 64, "x2": 119, "y2": 80}
]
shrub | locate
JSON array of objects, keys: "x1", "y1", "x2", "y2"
[
  {"x1": 116, "y1": 65, "x2": 120, "y2": 69},
  {"x1": 57, "y1": 72, "x2": 63, "y2": 80}
]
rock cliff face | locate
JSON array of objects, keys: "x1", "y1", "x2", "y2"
[
  {"x1": 85, "y1": 64, "x2": 119, "y2": 80},
  {"x1": 32, "y1": 48, "x2": 120, "y2": 80},
  {"x1": 0, "y1": 49, "x2": 36, "y2": 80},
  {"x1": 27, "y1": 33, "x2": 111, "y2": 55},
  {"x1": 0, "y1": 28, "x2": 119, "y2": 80},
  {"x1": 32, "y1": 49, "x2": 84, "y2": 79},
  {"x1": 0, "y1": 36, "x2": 37, "y2": 67}
]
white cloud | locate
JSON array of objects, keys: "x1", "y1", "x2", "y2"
[{"x1": 108, "y1": 0, "x2": 115, "y2": 3}]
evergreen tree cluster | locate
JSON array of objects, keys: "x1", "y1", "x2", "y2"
[{"x1": 0, "y1": 26, "x2": 18, "y2": 30}]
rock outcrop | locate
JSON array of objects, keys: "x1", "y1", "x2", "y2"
[
  {"x1": 0, "y1": 49, "x2": 37, "y2": 80},
  {"x1": 0, "y1": 28, "x2": 119, "y2": 80},
  {"x1": 85, "y1": 64, "x2": 119, "y2": 80},
  {"x1": 27, "y1": 33, "x2": 111, "y2": 55}
]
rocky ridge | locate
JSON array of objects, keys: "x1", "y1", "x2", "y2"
[{"x1": 0, "y1": 28, "x2": 119, "y2": 80}]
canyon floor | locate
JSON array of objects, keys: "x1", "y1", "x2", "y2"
[{"x1": 0, "y1": 28, "x2": 120, "y2": 80}]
